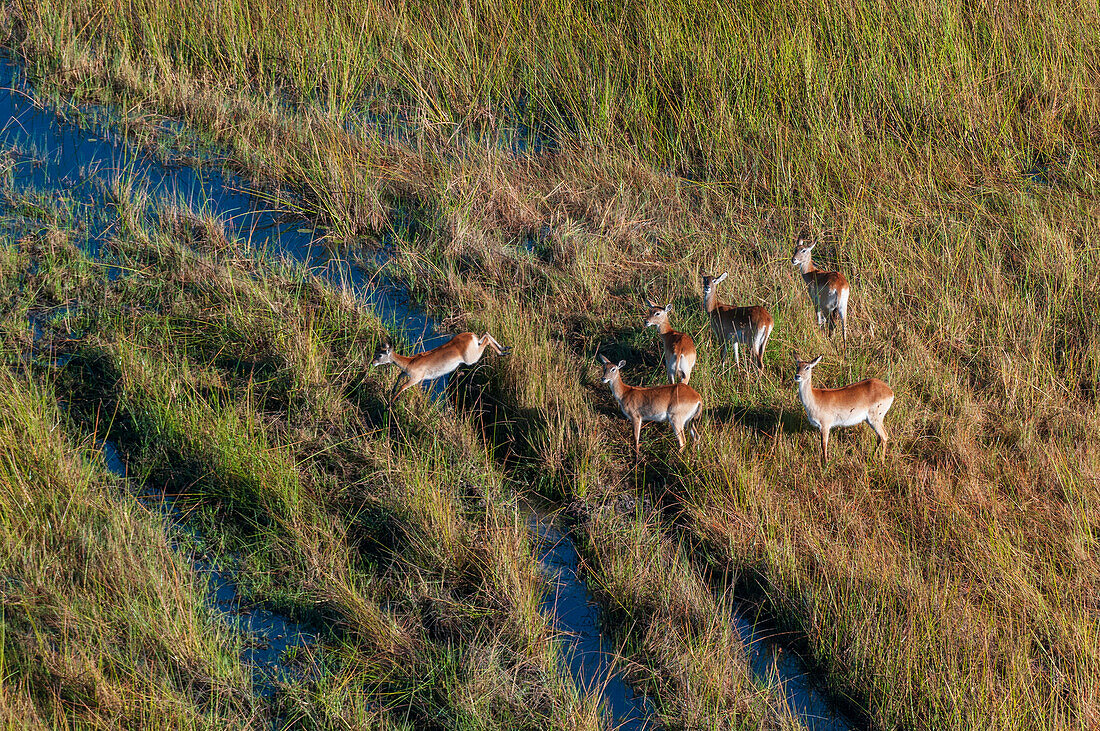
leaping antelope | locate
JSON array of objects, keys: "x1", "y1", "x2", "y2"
[
  {"x1": 598, "y1": 354, "x2": 702, "y2": 457},
  {"x1": 701, "y1": 272, "x2": 773, "y2": 369},
  {"x1": 792, "y1": 354, "x2": 894, "y2": 465},
  {"x1": 371, "y1": 332, "x2": 510, "y2": 403},
  {"x1": 790, "y1": 236, "x2": 850, "y2": 342},
  {"x1": 643, "y1": 300, "x2": 696, "y2": 384}
]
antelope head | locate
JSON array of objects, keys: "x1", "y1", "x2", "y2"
[
  {"x1": 791, "y1": 237, "x2": 816, "y2": 269},
  {"x1": 701, "y1": 272, "x2": 728, "y2": 299},
  {"x1": 371, "y1": 342, "x2": 396, "y2": 366},
  {"x1": 644, "y1": 303, "x2": 673, "y2": 328},
  {"x1": 598, "y1": 354, "x2": 627, "y2": 384},
  {"x1": 792, "y1": 352, "x2": 824, "y2": 384}
]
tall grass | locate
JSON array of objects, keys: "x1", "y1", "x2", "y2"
[
  {"x1": 6, "y1": 1, "x2": 1100, "y2": 728},
  {"x1": 0, "y1": 364, "x2": 260, "y2": 728},
  {"x1": 14, "y1": 0, "x2": 1100, "y2": 192},
  {"x1": 30, "y1": 194, "x2": 608, "y2": 728}
]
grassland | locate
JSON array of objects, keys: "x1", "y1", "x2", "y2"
[
  {"x1": 4, "y1": 1, "x2": 1100, "y2": 729},
  {"x1": 0, "y1": 188, "x2": 629, "y2": 728}
]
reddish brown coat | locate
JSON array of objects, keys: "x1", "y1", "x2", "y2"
[
  {"x1": 598, "y1": 355, "x2": 703, "y2": 457},
  {"x1": 372, "y1": 332, "x2": 510, "y2": 402}
]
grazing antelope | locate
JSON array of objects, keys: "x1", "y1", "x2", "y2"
[
  {"x1": 598, "y1": 354, "x2": 702, "y2": 457},
  {"x1": 792, "y1": 354, "x2": 894, "y2": 465},
  {"x1": 643, "y1": 300, "x2": 696, "y2": 384},
  {"x1": 371, "y1": 332, "x2": 510, "y2": 403},
  {"x1": 700, "y1": 272, "x2": 774, "y2": 369},
  {"x1": 790, "y1": 236, "x2": 850, "y2": 342}
]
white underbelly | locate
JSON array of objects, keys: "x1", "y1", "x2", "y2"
[
  {"x1": 422, "y1": 363, "x2": 460, "y2": 381},
  {"x1": 623, "y1": 408, "x2": 670, "y2": 424},
  {"x1": 833, "y1": 410, "x2": 868, "y2": 428}
]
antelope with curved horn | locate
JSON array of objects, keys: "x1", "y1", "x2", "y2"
[
  {"x1": 790, "y1": 236, "x2": 850, "y2": 342},
  {"x1": 792, "y1": 354, "x2": 894, "y2": 465},
  {"x1": 701, "y1": 272, "x2": 773, "y2": 369},
  {"x1": 598, "y1": 354, "x2": 702, "y2": 457},
  {"x1": 643, "y1": 299, "x2": 696, "y2": 384},
  {"x1": 371, "y1": 332, "x2": 510, "y2": 403}
]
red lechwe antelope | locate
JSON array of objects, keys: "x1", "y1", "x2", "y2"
[
  {"x1": 790, "y1": 236, "x2": 851, "y2": 342},
  {"x1": 598, "y1": 354, "x2": 702, "y2": 457},
  {"x1": 793, "y1": 354, "x2": 894, "y2": 465},
  {"x1": 371, "y1": 332, "x2": 510, "y2": 403},
  {"x1": 643, "y1": 300, "x2": 696, "y2": 384},
  {"x1": 701, "y1": 272, "x2": 774, "y2": 369}
]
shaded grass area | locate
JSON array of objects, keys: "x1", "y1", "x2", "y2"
[
  {"x1": 0, "y1": 191, "x2": 605, "y2": 729},
  {"x1": 6, "y1": 1, "x2": 1100, "y2": 729},
  {"x1": 0, "y1": 365, "x2": 261, "y2": 729}
]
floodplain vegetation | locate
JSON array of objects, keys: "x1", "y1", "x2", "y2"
[
  {"x1": 1, "y1": 185, "x2": 633, "y2": 729},
  {"x1": 4, "y1": 1, "x2": 1100, "y2": 730}
]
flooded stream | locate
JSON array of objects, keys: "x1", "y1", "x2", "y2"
[
  {"x1": 529, "y1": 507, "x2": 656, "y2": 729},
  {"x1": 729, "y1": 596, "x2": 856, "y2": 730},
  {"x1": 2, "y1": 55, "x2": 859, "y2": 731}
]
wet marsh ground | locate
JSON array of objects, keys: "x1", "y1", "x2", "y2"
[
  {"x1": 0, "y1": 181, "x2": 611, "y2": 729},
  {"x1": 3, "y1": 1, "x2": 1100, "y2": 729}
]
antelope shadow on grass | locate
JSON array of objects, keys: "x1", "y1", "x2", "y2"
[{"x1": 706, "y1": 404, "x2": 805, "y2": 435}]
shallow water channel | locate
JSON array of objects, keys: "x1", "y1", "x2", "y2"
[
  {"x1": 99, "y1": 441, "x2": 316, "y2": 695},
  {"x1": 0, "y1": 56, "x2": 652, "y2": 724},
  {"x1": 1, "y1": 57, "x2": 858, "y2": 730}
]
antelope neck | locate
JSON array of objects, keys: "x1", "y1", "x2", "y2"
[
  {"x1": 796, "y1": 375, "x2": 818, "y2": 407},
  {"x1": 389, "y1": 350, "x2": 416, "y2": 370},
  {"x1": 606, "y1": 371, "x2": 630, "y2": 403},
  {"x1": 702, "y1": 290, "x2": 718, "y2": 313},
  {"x1": 655, "y1": 319, "x2": 674, "y2": 335}
]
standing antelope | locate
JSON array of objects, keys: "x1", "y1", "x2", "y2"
[
  {"x1": 598, "y1": 354, "x2": 702, "y2": 457},
  {"x1": 701, "y1": 272, "x2": 774, "y2": 369},
  {"x1": 790, "y1": 236, "x2": 850, "y2": 342},
  {"x1": 371, "y1": 332, "x2": 510, "y2": 403},
  {"x1": 643, "y1": 300, "x2": 696, "y2": 384},
  {"x1": 792, "y1": 354, "x2": 894, "y2": 465}
]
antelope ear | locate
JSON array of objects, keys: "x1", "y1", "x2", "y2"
[
  {"x1": 664, "y1": 303, "x2": 673, "y2": 313},
  {"x1": 716, "y1": 272, "x2": 728, "y2": 283},
  {"x1": 791, "y1": 350, "x2": 800, "y2": 365},
  {"x1": 807, "y1": 241, "x2": 817, "y2": 250},
  {"x1": 808, "y1": 355, "x2": 824, "y2": 367},
  {"x1": 598, "y1": 354, "x2": 611, "y2": 365},
  {"x1": 617, "y1": 360, "x2": 627, "y2": 369}
]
